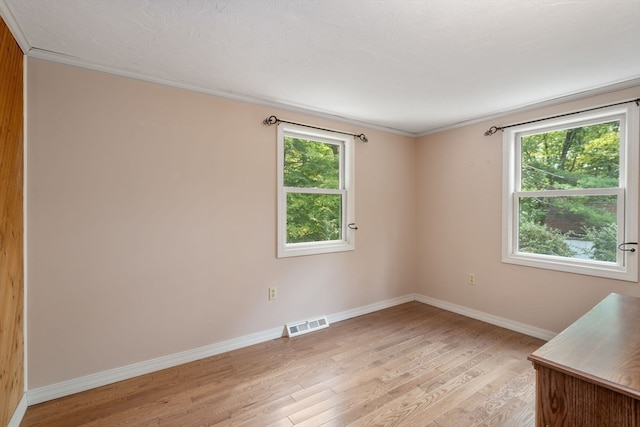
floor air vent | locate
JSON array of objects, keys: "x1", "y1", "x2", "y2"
[{"x1": 285, "y1": 316, "x2": 329, "y2": 337}]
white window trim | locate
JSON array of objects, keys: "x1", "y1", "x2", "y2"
[
  {"x1": 277, "y1": 123, "x2": 355, "y2": 258},
  {"x1": 502, "y1": 103, "x2": 639, "y2": 282}
]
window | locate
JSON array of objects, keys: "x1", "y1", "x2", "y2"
[
  {"x1": 502, "y1": 103, "x2": 638, "y2": 281},
  {"x1": 277, "y1": 124, "x2": 355, "y2": 257}
]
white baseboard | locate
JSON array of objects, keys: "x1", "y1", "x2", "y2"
[
  {"x1": 327, "y1": 293, "x2": 415, "y2": 324},
  {"x1": 415, "y1": 293, "x2": 557, "y2": 341},
  {"x1": 7, "y1": 393, "x2": 28, "y2": 427},
  {"x1": 26, "y1": 293, "x2": 415, "y2": 405},
  {"x1": 25, "y1": 293, "x2": 552, "y2": 406},
  {"x1": 27, "y1": 325, "x2": 284, "y2": 405}
]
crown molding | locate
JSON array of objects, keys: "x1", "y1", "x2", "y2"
[
  {"x1": 418, "y1": 76, "x2": 640, "y2": 137},
  {"x1": 23, "y1": 46, "x2": 640, "y2": 140},
  {"x1": 27, "y1": 48, "x2": 416, "y2": 139}
]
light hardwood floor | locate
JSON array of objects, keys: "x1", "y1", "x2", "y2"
[{"x1": 21, "y1": 302, "x2": 545, "y2": 426}]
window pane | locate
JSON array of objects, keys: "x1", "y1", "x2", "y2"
[
  {"x1": 520, "y1": 121, "x2": 620, "y2": 191},
  {"x1": 284, "y1": 137, "x2": 340, "y2": 189},
  {"x1": 518, "y1": 195, "x2": 617, "y2": 262},
  {"x1": 286, "y1": 193, "x2": 342, "y2": 243}
]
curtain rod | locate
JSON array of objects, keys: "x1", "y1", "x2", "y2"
[
  {"x1": 484, "y1": 98, "x2": 640, "y2": 136},
  {"x1": 262, "y1": 115, "x2": 368, "y2": 142}
]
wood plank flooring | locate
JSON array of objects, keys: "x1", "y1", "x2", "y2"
[{"x1": 21, "y1": 302, "x2": 545, "y2": 426}]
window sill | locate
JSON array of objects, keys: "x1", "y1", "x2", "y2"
[
  {"x1": 502, "y1": 252, "x2": 637, "y2": 282},
  {"x1": 277, "y1": 241, "x2": 354, "y2": 258}
]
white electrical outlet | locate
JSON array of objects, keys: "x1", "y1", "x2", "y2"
[
  {"x1": 269, "y1": 287, "x2": 277, "y2": 300},
  {"x1": 468, "y1": 273, "x2": 477, "y2": 285}
]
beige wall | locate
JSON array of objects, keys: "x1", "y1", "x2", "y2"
[
  {"x1": 415, "y1": 86, "x2": 640, "y2": 334},
  {"x1": 27, "y1": 58, "x2": 417, "y2": 388},
  {"x1": 26, "y1": 56, "x2": 640, "y2": 391}
]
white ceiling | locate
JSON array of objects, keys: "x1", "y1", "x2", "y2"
[{"x1": 2, "y1": 0, "x2": 640, "y2": 135}]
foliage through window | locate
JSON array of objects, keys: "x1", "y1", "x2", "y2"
[
  {"x1": 502, "y1": 104, "x2": 638, "y2": 281},
  {"x1": 277, "y1": 124, "x2": 355, "y2": 257}
]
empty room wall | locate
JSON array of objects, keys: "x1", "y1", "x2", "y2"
[
  {"x1": 26, "y1": 57, "x2": 418, "y2": 389},
  {"x1": 26, "y1": 53, "x2": 639, "y2": 395},
  {"x1": 415, "y1": 86, "x2": 640, "y2": 334}
]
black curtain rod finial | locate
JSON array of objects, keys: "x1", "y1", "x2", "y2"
[
  {"x1": 263, "y1": 115, "x2": 278, "y2": 126},
  {"x1": 484, "y1": 126, "x2": 500, "y2": 136}
]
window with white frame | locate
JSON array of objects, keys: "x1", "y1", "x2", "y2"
[
  {"x1": 502, "y1": 103, "x2": 638, "y2": 281},
  {"x1": 277, "y1": 124, "x2": 355, "y2": 258}
]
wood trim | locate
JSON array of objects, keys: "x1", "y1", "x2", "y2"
[{"x1": 0, "y1": 14, "x2": 24, "y2": 427}]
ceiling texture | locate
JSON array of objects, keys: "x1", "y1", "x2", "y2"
[{"x1": 2, "y1": 0, "x2": 640, "y2": 135}]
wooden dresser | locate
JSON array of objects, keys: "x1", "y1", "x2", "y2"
[{"x1": 528, "y1": 293, "x2": 640, "y2": 426}]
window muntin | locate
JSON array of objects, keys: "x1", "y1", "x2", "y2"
[
  {"x1": 277, "y1": 124, "x2": 355, "y2": 257},
  {"x1": 503, "y1": 104, "x2": 638, "y2": 281}
]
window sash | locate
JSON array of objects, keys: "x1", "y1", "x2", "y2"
[
  {"x1": 283, "y1": 138, "x2": 343, "y2": 190},
  {"x1": 502, "y1": 103, "x2": 638, "y2": 282},
  {"x1": 512, "y1": 188, "x2": 625, "y2": 266},
  {"x1": 277, "y1": 124, "x2": 355, "y2": 258},
  {"x1": 515, "y1": 115, "x2": 624, "y2": 192},
  {"x1": 284, "y1": 189, "x2": 347, "y2": 243}
]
